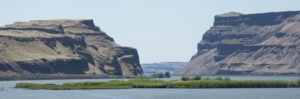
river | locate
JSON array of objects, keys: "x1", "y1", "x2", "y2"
[{"x1": 0, "y1": 76, "x2": 299, "y2": 99}]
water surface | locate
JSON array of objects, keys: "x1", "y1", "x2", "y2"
[{"x1": 0, "y1": 76, "x2": 299, "y2": 99}]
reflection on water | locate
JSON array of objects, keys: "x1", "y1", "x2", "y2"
[{"x1": 0, "y1": 76, "x2": 300, "y2": 99}]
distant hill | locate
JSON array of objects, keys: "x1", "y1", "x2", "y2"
[{"x1": 142, "y1": 62, "x2": 186, "y2": 75}]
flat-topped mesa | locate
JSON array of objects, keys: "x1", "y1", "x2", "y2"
[
  {"x1": 0, "y1": 19, "x2": 143, "y2": 77},
  {"x1": 214, "y1": 11, "x2": 300, "y2": 26},
  {"x1": 216, "y1": 12, "x2": 243, "y2": 17},
  {"x1": 4, "y1": 19, "x2": 102, "y2": 34},
  {"x1": 176, "y1": 11, "x2": 300, "y2": 76},
  {"x1": 6, "y1": 19, "x2": 95, "y2": 28}
]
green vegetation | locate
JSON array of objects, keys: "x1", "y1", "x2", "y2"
[
  {"x1": 224, "y1": 77, "x2": 231, "y2": 81},
  {"x1": 181, "y1": 76, "x2": 190, "y2": 81},
  {"x1": 15, "y1": 77, "x2": 300, "y2": 90},
  {"x1": 192, "y1": 75, "x2": 202, "y2": 80},
  {"x1": 16, "y1": 80, "x2": 132, "y2": 90},
  {"x1": 150, "y1": 72, "x2": 171, "y2": 78},
  {"x1": 164, "y1": 72, "x2": 171, "y2": 78}
]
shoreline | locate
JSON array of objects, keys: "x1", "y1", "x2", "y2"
[
  {"x1": 0, "y1": 74, "x2": 136, "y2": 81},
  {"x1": 1, "y1": 74, "x2": 299, "y2": 81}
]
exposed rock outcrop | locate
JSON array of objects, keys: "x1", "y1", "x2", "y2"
[
  {"x1": 177, "y1": 11, "x2": 300, "y2": 75},
  {"x1": 0, "y1": 19, "x2": 143, "y2": 77}
]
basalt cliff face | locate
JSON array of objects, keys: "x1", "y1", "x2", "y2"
[
  {"x1": 177, "y1": 11, "x2": 300, "y2": 75},
  {"x1": 0, "y1": 19, "x2": 143, "y2": 77}
]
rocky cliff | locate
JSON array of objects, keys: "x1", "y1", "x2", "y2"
[
  {"x1": 177, "y1": 11, "x2": 300, "y2": 75},
  {"x1": 0, "y1": 19, "x2": 143, "y2": 77}
]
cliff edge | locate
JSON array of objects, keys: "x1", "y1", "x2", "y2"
[
  {"x1": 0, "y1": 19, "x2": 143, "y2": 77},
  {"x1": 177, "y1": 11, "x2": 300, "y2": 75}
]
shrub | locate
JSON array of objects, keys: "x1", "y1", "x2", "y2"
[
  {"x1": 192, "y1": 75, "x2": 202, "y2": 80},
  {"x1": 164, "y1": 72, "x2": 171, "y2": 78},
  {"x1": 214, "y1": 77, "x2": 223, "y2": 80},
  {"x1": 181, "y1": 76, "x2": 190, "y2": 81},
  {"x1": 150, "y1": 73, "x2": 164, "y2": 78},
  {"x1": 150, "y1": 72, "x2": 171, "y2": 78}
]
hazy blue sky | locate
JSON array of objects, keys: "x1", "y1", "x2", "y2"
[{"x1": 1, "y1": 0, "x2": 299, "y2": 63}]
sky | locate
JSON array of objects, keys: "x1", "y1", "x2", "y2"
[{"x1": 0, "y1": 0, "x2": 300, "y2": 63}]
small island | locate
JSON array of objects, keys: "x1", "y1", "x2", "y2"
[{"x1": 15, "y1": 77, "x2": 300, "y2": 90}]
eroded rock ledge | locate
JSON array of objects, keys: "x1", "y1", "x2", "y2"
[
  {"x1": 177, "y1": 11, "x2": 300, "y2": 75},
  {"x1": 0, "y1": 19, "x2": 143, "y2": 77}
]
